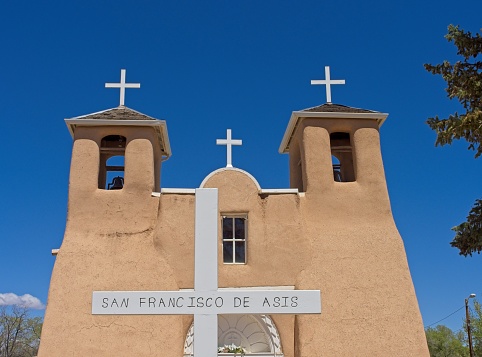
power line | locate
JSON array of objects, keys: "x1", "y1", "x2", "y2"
[{"x1": 425, "y1": 305, "x2": 465, "y2": 328}]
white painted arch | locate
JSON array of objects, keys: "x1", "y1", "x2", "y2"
[{"x1": 183, "y1": 314, "x2": 283, "y2": 357}]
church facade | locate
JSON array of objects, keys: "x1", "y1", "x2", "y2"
[{"x1": 38, "y1": 99, "x2": 429, "y2": 356}]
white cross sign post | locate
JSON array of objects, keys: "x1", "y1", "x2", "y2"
[
  {"x1": 92, "y1": 189, "x2": 321, "y2": 356},
  {"x1": 105, "y1": 69, "x2": 141, "y2": 106},
  {"x1": 311, "y1": 66, "x2": 345, "y2": 103},
  {"x1": 216, "y1": 129, "x2": 242, "y2": 168}
]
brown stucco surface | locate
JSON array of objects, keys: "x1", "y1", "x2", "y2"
[{"x1": 38, "y1": 109, "x2": 429, "y2": 356}]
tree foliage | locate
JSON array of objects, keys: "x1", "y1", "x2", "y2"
[
  {"x1": 0, "y1": 307, "x2": 42, "y2": 357},
  {"x1": 425, "y1": 299, "x2": 482, "y2": 357},
  {"x1": 451, "y1": 199, "x2": 482, "y2": 256},
  {"x1": 424, "y1": 25, "x2": 482, "y2": 256},
  {"x1": 424, "y1": 25, "x2": 482, "y2": 157},
  {"x1": 425, "y1": 325, "x2": 468, "y2": 357},
  {"x1": 469, "y1": 300, "x2": 482, "y2": 356}
]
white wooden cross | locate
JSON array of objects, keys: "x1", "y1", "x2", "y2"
[
  {"x1": 216, "y1": 129, "x2": 242, "y2": 168},
  {"x1": 311, "y1": 66, "x2": 345, "y2": 103},
  {"x1": 105, "y1": 69, "x2": 141, "y2": 106},
  {"x1": 92, "y1": 189, "x2": 321, "y2": 356}
]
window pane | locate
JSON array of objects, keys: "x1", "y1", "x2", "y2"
[
  {"x1": 223, "y1": 217, "x2": 233, "y2": 239},
  {"x1": 235, "y1": 241, "x2": 245, "y2": 263},
  {"x1": 223, "y1": 241, "x2": 234, "y2": 263},
  {"x1": 234, "y1": 218, "x2": 245, "y2": 240}
]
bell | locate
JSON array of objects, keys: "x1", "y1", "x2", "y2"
[
  {"x1": 333, "y1": 164, "x2": 343, "y2": 182},
  {"x1": 108, "y1": 176, "x2": 124, "y2": 190}
]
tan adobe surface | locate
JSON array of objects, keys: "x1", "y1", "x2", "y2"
[{"x1": 38, "y1": 105, "x2": 429, "y2": 356}]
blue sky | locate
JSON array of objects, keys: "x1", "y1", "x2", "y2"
[{"x1": 1, "y1": 0, "x2": 481, "y2": 332}]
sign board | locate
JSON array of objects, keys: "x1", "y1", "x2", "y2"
[{"x1": 93, "y1": 290, "x2": 321, "y2": 315}]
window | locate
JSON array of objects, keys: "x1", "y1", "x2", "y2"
[
  {"x1": 330, "y1": 132, "x2": 355, "y2": 182},
  {"x1": 222, "y1": 215, "x2": 247, "y2": 264}
]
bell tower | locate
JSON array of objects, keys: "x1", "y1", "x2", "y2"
[
  {"x1": 277, "y1": 101, "x2": 429, "y2": 354},
  {"x1": 279, "y1": 103, "x2": 388, "y2": 194},
  {"x1": 38, "y1": 72, "x2": 178, "y2": 357},
  {"x1": 64, "y1": 106, "x2": 170, "y2": 194}
]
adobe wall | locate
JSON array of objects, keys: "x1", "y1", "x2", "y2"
[
  {"x1": 39, "y1": 121, "x2": 429, "y2": 356},
  {"x1": 291, "y1": 119, "x2": 429, "y2": 356},
  {"x1": 38, "y1": 128, "x2": 185, "y2": 356}
]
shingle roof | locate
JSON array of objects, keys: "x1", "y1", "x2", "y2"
[
  {"x1": 68, "y1": 106, "x2": 157, "y2": 121},
  {"x1": 64, "y1": 106, "x2": 172, "y2": 158},
  {"x1": 278, "y1": 103, "x2": 388, "y2": 154},
  {"x1": 302, "y1": 103, "x2": 379, "y2": 114}
]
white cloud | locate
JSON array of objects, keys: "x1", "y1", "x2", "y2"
[{"x1": 0, "y1": 293, "x2": 45, "y2": 310}]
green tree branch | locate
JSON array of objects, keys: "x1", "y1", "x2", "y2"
[{"x1": 425, "y1": 24, "x2": 482, "y2": 256}]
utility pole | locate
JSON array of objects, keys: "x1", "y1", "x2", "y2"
[{"x1": 466, "y1": 293, "x2": 476, "y2": 357}]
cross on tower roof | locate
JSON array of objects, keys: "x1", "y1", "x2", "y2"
[
  {"x1": 216, "y1": 129, "x2": 242, "y2": 168},
  {"x1": 311, "y1": 66, "x2": 345, "y2": 104},
  {"x1": 105, "y1": 69, "x2": 141, "y2": 107}
]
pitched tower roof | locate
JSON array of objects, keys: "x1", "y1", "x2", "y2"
[
  {"x1": 278, "y1": 103, "x2": 388, "y2": 154},
  {"x1": 65, "y1": 106, "x2": 171, "y2": 158}
]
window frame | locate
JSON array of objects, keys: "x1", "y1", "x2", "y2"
[{"x1": 221, "y1": 214, "x2": 248, "y2": 265}]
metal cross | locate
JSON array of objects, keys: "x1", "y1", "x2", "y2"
[
  {"x1": 105, "y1": 69, "x2": 141, "y2": 106},
  {"x1": 311, "y1": 66, "x2": 345, "y2": 103},
  {"x1": 216, "y1": 129, "x2": 242, "y2": 168}
]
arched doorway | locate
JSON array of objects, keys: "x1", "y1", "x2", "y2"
[{"x1": 183, "y1": 315, "x2": 283, "y2": 356}]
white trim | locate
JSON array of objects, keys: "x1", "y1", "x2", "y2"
[
  {"x1": 259, "y1": 189, "x2": 299, "y2": 194},
  {"x1": 65, "y1": 116, "x2": 172, "y2": 158},
  {"x1": 67, "y1": 106, "x2": 158, "y2": 121},
  {"x1": 183, "y1": 314, "x2": 284, "y2": 356},
  {"x1": 278, "y1": 110, "x2": 389, "y2": 154},
  {"x1": 64, "y1": 119, "x2": 167, "y2": 139},
  {"x1": 293, "y1": 110, "x2": 388, "y2": 120},
  {"x1": 200, "y1": 167, "x2": 261, "y2": 190},
  {"x1": 51, "y1": 249, "x2": 59, "y2": 256},
  {"x1": 154, "y1": 189, "x2": 299, "y2": 197},
  {"x1": 65, "y1": 119, "x2": 166, "y2": 126},
  {"x1": 221, "y1": 213, "x2": 248, "y2": 219},
  {"x1": 179, "y1": 286, "x2": 295, "y2": 291},
  {"x1": 159, "y1": 188, "x2": 196, "y2": 195}
]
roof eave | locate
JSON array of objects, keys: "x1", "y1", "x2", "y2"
[
  {"x1": 278, "y1": 111, "x2": 389, "y2": 154},
  {"x1": 64, "y1": 118, "x2": 172, "y2": 158}
]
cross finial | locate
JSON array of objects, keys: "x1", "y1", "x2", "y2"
[
  {"x1": 105, "y1": 69, "x2": 141, "y2": 107},
  {"x1": 216, "y1": 129, "x2": 242, "y2": 168},
  {"x1": 311, "y1": 66, "x2": 345, "y2": 103}
]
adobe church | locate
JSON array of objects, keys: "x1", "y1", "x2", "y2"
[{"x1": 38, "y1": 68, "x2": 429, "y2": 356}]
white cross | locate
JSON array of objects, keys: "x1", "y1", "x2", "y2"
[
  {"x1": 105, "y1": 69, "x2": 141, "y2": 107},
  {"x1": 193, "y1": 189, "x2": 219, "y2": 356},
  {"x1": 92, "y1": 189, "x2": 321, "y2": 357},
  {"x1": 311, "y1": 66, "x2": 345, "y2": 103},
  {"x1": 216, "y1": 129, "x2": 242, "y2": 168}
]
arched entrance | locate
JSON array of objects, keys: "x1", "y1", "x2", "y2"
[{"x1": 184, "y1": 315, "x2": 283, "y2": 356}]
